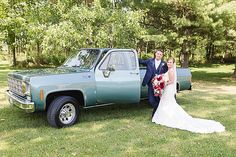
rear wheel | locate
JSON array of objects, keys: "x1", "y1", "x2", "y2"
[
  {"x1": 47, "y1": 96, "x2": 79, "y2": 128},
  {"x1": 176, "y1": 83, "x2": 180, "y2": 93},
  {"x1": 189, "y1": 85, "x2": 192, "y2": 90}
]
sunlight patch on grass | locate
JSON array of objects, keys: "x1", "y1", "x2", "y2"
[
  {"x1": 121, "y1": 119, "x2": 131, "y2": 123},
  {"x1": 67, "y1": 126, "x2": 82, "y2": 132},
  {"x1": 227, "y1": 114, "x2": 236, "y2": 123},
  {"x1": 0, "y1": 87, "x2": 9, "y2": 108},
  {"x1": 194, "y1": 85, "x2": 236, "y2": 95},
  {"x1": 159, "y1": 138, "x2": 182, "y2": 156},
  {"x1": 91, "y1": 123, "x2": 105, "y2": 131},
  {"x1": 219, "y1": 131, "x2": 233, "y2": 137},
  {"x1": 198, "y1": 95, "x2": 219, "y2": 102},
  {"x1": 191, "y1": 64, "x2": 235, "y2": 73},
  {"x1": 0, "y1": 141, "x2": 10, "y2": 151},
  {"x1": 30, "y1": 137, "x2": 44, "y2": 144},
  {"x1": 226, "y1": 134, "x2": 236, "y2": 149},
  {"x1": 125, "y1": 144, "x2": 138, "y2": 154},
  {"x1": 216, "y1": 105, "x2": 235, "y2": 112},
  {"x1": 186, "y1": 104, "x2": 234, "y2": 120},
  {"x1": 191, "y1": 109, "x2": 215, "y2": 118},
  {"x1": 0, "y1": 60, "x2": 9, "y2": 64},
  {"x1": 0, "y1": 62, "x2": 11, "y2": 108}
]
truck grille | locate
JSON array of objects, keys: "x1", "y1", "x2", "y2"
[{"x1": 8, "y1": 77, "x2": 24, "y2": 97}]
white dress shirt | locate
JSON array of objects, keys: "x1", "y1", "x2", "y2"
[{"x1": 155, "y1": 59, "x2": 161, "y2": 70}]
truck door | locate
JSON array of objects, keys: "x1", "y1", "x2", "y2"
[{"x1": 95, "y1": 49, "x2": 140, "y2": 104}]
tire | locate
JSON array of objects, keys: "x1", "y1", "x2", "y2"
[
  {"x1": 189, "y1": 85, "x2": 192, "y2": 90},
  {"x1": 176, "y1": 83, "x2": 180, "y2": 93},
  {"x1": 47, "y1": 96, "x2": 79, "y2": 128}
]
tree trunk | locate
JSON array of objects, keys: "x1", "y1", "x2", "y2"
[
  {"x1": 206, "y1": 43, "x2": 215, "y2": 62},
  {"x1": 109, "y1": 25, "x2": 114, "y2": 48},
  {"x1": 85, "y1": 0, "x2": 94, "y2": 6},
  {"x1": 8, "y1": 29, "x2": 16, "y2": 67},
  {"x1": 168, "y1": 50, "x2": 172, "y2": 59},
  {"x1": 181, "y1": 52, "x2": 189, "y2": 68},
  {"x1": 11, "y1": 45, "x2": 16, "y2": 67},
  {"x1": 145, "y1": 42, "x2": 148, "y2": 54},
  {"x1": 206, "y1": 43, "x2": 211, "y2": 62},
  {"x1": 178, "y1": 53, "x2": 182, "y2": 66},
  {"x1": 35, "y1": 41, "x2": 41, "y2": 66},
  {"x1": 233, "y1": 64, "x2": 236, "y2": 78},
  {"x1": 180, "y1": 41, "x2": 189, "y2": 68},
  {"x1": 37, "y1": 41, "x2": 40, "y2": 56},
  {"x1": 191, "y1": 53, "x2": 195, "y2": 62}
]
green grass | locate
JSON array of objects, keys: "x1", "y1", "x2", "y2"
[{"x1": 0, "y1": 62, "x2": 236, "y2": 157}]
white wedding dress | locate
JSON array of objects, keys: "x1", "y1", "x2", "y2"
[{"x1": 152, "y1": 71, "x2": 225, "y2": 133}]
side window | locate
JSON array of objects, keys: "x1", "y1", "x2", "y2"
[
  {"x1": 99, "y1": 51, "x2": 137, "y2": 70},
  {"x1": 99, "y1": 54, "x2": 110, "y2": 70}
]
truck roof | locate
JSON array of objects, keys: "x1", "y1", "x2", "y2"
[{"x1": 80, "y1": 48, "x2": 134, "y2": 53}]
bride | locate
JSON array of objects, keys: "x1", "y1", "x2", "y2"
[{"x1": 152, "y1": 57, "x2": 225, "y2": 133}]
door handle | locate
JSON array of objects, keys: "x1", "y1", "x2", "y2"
[{"x1": 130, "y1": 72, "x2": 139, "y2": 75}]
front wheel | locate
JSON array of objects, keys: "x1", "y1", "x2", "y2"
[{"x1": 47, "y1": 96, "x2": 79, "y2": 128}]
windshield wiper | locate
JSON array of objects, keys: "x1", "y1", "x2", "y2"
[{"x1": 72, "y1": 65, "x2": 81, "y2": 67}]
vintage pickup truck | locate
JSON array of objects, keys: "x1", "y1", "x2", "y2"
[{"x1": 6, "y1": 48, "x2": 192, "y2": 128}]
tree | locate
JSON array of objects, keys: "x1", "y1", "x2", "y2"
[
  {"x1": 41, "y1": 1, "x2": 145, "y2": 65},
  {"x1": 0, "y1": 1, "x2": 28, "y2": 66}
]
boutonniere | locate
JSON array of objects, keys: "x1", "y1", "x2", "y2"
[{"x1": 159, "y1": 62, "x2": 165, "y2": 74}]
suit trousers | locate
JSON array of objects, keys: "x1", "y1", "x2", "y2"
[{"x1": 148, "y1": 84, "x2": 161, "y2": 117}]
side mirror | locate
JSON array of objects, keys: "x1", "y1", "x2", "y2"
[
  {"x1": 103, "y1": 65, "x2": 115, "y2": 78},
  {"x1": 103, "y1": 70, "x2": 111, "y2": 78},
  {"x1": 107, "y1": 64, "x2": 115, "y2": 71}
]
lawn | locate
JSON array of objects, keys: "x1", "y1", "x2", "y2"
[{"x1": 0, "y1": 62, "x2": 236, "y2": 157}]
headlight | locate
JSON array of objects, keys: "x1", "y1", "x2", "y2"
[{"x1": 22, "y1": 82, "x2": 31, "y2": 96}]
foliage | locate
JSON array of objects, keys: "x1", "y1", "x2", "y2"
[
  {"x1": 0, "y1": 0, "x2": 145, "y2": 66},
  {"x1": 0, "y1": 0, "x2": 235, "y2": 70}
]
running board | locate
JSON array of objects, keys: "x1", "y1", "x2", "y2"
[
  {"x1": 83, "y1": 103, "x2": 115, "y2": 109},
  {"x1": 83, "y1": 99, "x2": 147, "y2": 109}
]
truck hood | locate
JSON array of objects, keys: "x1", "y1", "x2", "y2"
[{"x1": 8, "y1": 67, "x2": 89, "y2": 82}]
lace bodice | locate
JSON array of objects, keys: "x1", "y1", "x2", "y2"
[{"x1": 162, "y1": 71, "x2": 175, "y2": 97}]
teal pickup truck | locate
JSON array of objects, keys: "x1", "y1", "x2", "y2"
[{"x1": 6, "y1": 48, "x2": 192, "y2": 128}]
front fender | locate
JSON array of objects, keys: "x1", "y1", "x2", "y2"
[{"x1": 45, "y1": 90, "x2": 86, "y2": 110}]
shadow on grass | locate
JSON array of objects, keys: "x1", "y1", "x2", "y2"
[
  {"x1": 191, "y1": 63, "x2": 222, "y2": 68},
  {"x1": 2, "y1": 88, "x2": 234, "y2": 132},
  {"x1": 80, "y1": 101, "x2": 151, "y2": 122},
  {"x1": 0, "y1": 101, "x2": 151, "y2": 131},
  {"x1": 192, "y1": 71, "x2": 235, "y2": 84}
]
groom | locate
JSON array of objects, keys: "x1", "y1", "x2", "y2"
[{"x1": 139, "y1": 50, "x2": 168, "y2": 117}]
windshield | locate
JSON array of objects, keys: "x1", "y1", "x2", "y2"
[{"x1": 63, "y1": 49, "x2": 100, "y2": 69}]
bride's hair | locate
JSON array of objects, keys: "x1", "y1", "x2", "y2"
[{"x1": 167, "y1": 57, "x2": 175, "y2": 63}]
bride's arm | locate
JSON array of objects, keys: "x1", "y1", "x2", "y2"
[{"x1": 167, "y1": 69, "x2": 174, "y2": 85}]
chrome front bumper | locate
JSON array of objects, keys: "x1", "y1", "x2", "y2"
[{"x1": 6, "y1": 90, "x2": 35, "y2": 113}]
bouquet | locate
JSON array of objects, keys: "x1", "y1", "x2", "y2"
[{"x1": 151, "y1": 74, "x2": 165, "y2": 97}]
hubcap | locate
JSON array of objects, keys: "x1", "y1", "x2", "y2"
[{"x1": 59, "y1": 103, "x2": 76, "y2": 125}]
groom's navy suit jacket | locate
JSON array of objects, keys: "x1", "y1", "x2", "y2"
[
  {"x1": 139, "y1": 58, "x2": 168, "y2": 116},
  {"x1": 139, "y1": 58, "x2": 168, "y2": 86}
]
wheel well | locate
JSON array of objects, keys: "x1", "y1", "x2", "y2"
[{"x1": 46, "y1": 90, "x2": 84, "y2": 110}]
